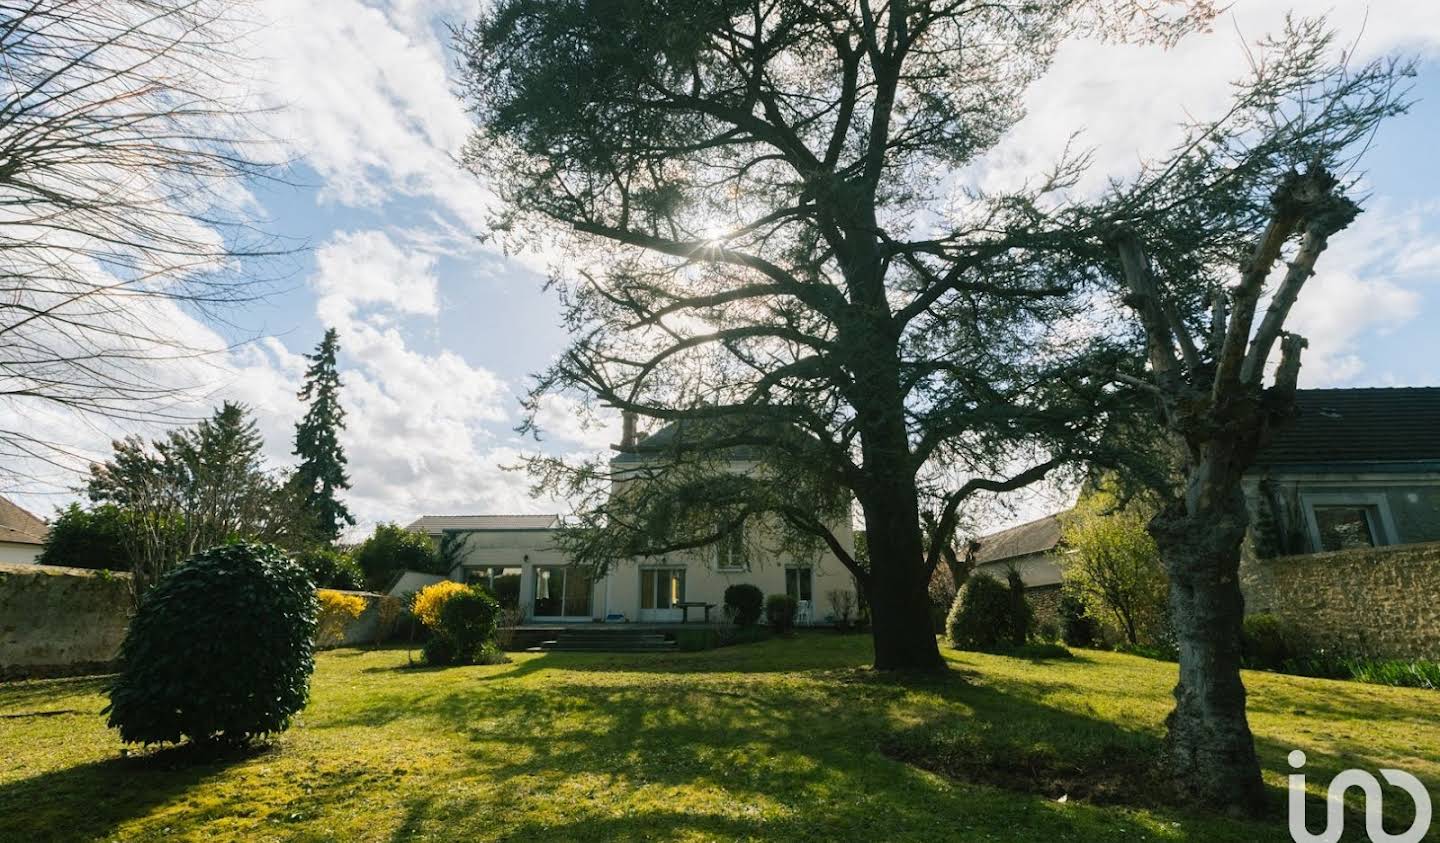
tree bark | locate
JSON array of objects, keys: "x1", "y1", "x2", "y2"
[
  {"x1": 1150, "y1": 493, "x2": 1265, "y2": 814},
  {"x1": 862, "y1": 485, "x2": 946, "y2": 671}
]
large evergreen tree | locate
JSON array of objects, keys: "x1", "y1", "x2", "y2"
[{"x1": 293, "y1": 329, "x2": 355, "y2": 541}]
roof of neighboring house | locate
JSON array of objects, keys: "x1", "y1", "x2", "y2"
[
  {"x1": 406, "y1": 514, "x2": 561, "y2": 533},
  {"x1": 970, "y1": 512, "x2": 1065, "y2": 566},
  {"x1": 0, "y1": 495, "x2": 47, "y2": 546},
  {"x1": 1255, "y1": 387, "x2": 1440, "y2": 466},
  {"x1": 611, "y1": 418, "x2": 770, "y2": 464}
]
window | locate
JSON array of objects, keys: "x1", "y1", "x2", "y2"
[
  {"x1": 641, "y1": 568, "x2": 686, "y2": 609},
  {"x1": 715, "y1": 529, "x2": 747, "y2": 571},
  {"x1": 785, "y1": 567, "x2": 813, "y2": 603},
  {"x1": 463, "y1": 565, "x2": 523, "y2": 608},
  {"x1": 1312, "y1": 506, "x2": 1377, "y2": 552}
]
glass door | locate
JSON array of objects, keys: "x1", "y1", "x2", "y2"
[
  {"x1": 639, "y1": 568, "x2": 685, "y2": 622},
  {"x1": 532, "y1": 566, "x2": 594, "y2": 619}
]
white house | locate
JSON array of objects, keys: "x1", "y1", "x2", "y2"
[
  {"x1": 0, "y1": 496, "x2": 46, "y2": 565},
  {"x1": 406, "y1": 419, "x2": 857, "y2": 625}
]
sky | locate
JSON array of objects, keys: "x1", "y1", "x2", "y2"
[{"x1": 8, "y1": 0, "x2": 1440, "y2": 537}]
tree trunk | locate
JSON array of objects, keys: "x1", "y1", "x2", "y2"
[
  {"x1": 858, "y1": 481, "x2": 945, "y2": 672},
  {"x1": 1151, "y1": 500, "x2": 1265, "y2": 814}
]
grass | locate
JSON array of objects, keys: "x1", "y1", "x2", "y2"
[{"x1": 2, "y1": 634, "x2": 1437, "y2": 841}]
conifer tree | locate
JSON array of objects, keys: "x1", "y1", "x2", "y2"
[{"x1": 293, "y1": 329, "x2": 355, "y2": 540}]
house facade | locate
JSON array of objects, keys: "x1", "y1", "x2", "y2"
[
  {"x1": 970, "y1": 387, "x2": 1440, "y2": 628},
  {"x1": 1242, "y1": 387, "x2": 1440, "y2": 559},
  {"x1": 0, "y1": 496, "x2": 46, "y2": 565},
  {"x1": 406, "y1": 420, "x2": 858, "y2": 625}
]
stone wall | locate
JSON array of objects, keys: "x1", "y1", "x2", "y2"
[
  {"x1": 1241, "y1": 541, "x2": 1440, "y2": 660},
  {"x1": 0, "y1": 562, "x2": 132, "y2": 679}
]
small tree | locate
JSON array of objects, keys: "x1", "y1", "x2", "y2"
[
  {"x1": 1060, "y1": 492, "x2": 1168, "y2": 646},
  {"x1": 354, "y1": 524, "x2": 439, "y2": 591}
]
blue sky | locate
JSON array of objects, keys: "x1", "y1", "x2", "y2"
[{"x1": 11, "y1": 0, "x2": 1440, "y2": 535}]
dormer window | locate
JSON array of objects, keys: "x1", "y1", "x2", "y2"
[{"x1": 716, "y1": 529, "x2": 747, "y2": 571}]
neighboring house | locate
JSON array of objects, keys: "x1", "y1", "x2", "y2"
[
  {"x1": 406, "y1": 416, "x2": 857, "y2": 625},
  {"x1": 1243, "y1": 387, "x2": 1440, "y2": 558},
  {"x1": 0, "y1": 496, "x2": 47, "y2": 565},
  {"x1": 969, "y1": 513, "x2": 1067, "y2": 620},
  {"x1": 970, "y1": 386, "x2": 1440, "y2": 606}
]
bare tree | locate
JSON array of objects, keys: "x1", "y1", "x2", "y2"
[
  {"x1": 1090, "y1": 20, "x2": 1412, "y2": 812},
  {"x1": 0, "y1": 0, "x2": 285, "y2": 483}
]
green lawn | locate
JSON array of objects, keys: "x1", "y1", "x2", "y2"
[{"x1": 2, "y1": 634, "x2": 1435, "y2": 841}]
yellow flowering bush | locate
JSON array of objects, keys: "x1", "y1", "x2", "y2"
[
  {"x1": 412, "y1": 580, "x2": 469, "y2": 631},
  {"x1": 316, "y1": 588, "x2": 367, "y2": 647}
]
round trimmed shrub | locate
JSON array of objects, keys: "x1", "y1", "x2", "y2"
[
  {"x1": 766, "y1": 593, "x2": 797, "y2": 633},
  {"x1": 723, "y1": 583, "x2": 764, "y2": 627},
  {"x1": 105, "y1": 542, "x2": 317, "y2": 746},
  {"x1": 946, "y1": 574, "x2": 1013, "y2": 651},
  {"x1": 437, "y1": 587, "x2": 502, "y2": 664}
]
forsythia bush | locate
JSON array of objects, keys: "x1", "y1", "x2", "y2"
[
  {"x1": 412, "y1": 580, "x2": 470, "y2": 630},
  {"x1": 316, "y1": 589, "x2": 367, "y2": 647}
]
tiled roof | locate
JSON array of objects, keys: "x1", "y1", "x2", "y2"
[
  {"x1": 971, "y1": 512, "x2": 1064, "y2": 565},
  {"x1": 407, "y1": 514, "x2": 560, "y2": 532},
  {"x1": 1256, "y1": 387, "x2": 1440, "y2": 466},
  {"x1": 0, "y1": 495, "x2": 46, "y2": 545}
]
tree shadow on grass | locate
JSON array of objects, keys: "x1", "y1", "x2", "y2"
[
  {"x1": 321, "y1": 654, "x2": 1289, "y2": 841},
  {"x1": 0, "y1": 744, "x2": 270, "y2": 843},
  {"x1": 0, "y1": 675, "x2": 111, "y2": 711}
]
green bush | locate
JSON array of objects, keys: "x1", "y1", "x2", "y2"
[
  {"x1": 436, "y1": 587, "x2": 503, "y2": 664},
  {"x1": 724, "y1": 583, "x2": 765, "y2": 627},
  {"x1": 1241, "y1": 613, "x2": 1302, "y2": 671},
  {"x1": 766, "y1": 593, "x2": 797, "y2": 633},
  {"x1": 946, "y1": 574, "x2": 1018, "y2": 651},
  {"x1": 37, "y1": 503, "x2": 132, "y2": 571},
  {"x1": 105, "y1": 542, "x2": 317, "y2": 746},
  {"x1": 1058, "y1": 593, "x2": 1099, "y2": 648},
  {"x1": 353, "y1": 523, "x2": 439, "y2": 590},
  {"x1": 293, "y1": 545, "x2": 363, "y2": 590},
  {"x1": 421, "y1": 635, "x2": 457, "y2": 666},
  {"x1": 1347, "y1": 658, "x2": 1440, "y2": 690}
]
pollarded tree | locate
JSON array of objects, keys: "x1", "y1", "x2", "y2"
[
  {"x1": 1080, "y1": 20, "x2": 1411, "y2": 812},
  {"x1": 458, "y1": 0, "x2": 1206, "y2": 671},
  {"x1": 293, "y1": 329, "x2": 355, "y2": 541}
]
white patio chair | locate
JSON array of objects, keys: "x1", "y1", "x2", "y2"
[{"x1": 794, "y1": 599, "x2": 812, "y2": 626}]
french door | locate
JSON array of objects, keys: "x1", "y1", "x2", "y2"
[
  {"x1": 639, "y1": 567, "x2": 686, "y2": 622},
  {"x1": 532, "y1": 566, "x2": 593, "y2": 619}
]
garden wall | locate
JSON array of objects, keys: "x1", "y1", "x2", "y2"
[
  {"x1": 324, "y1": 590, "x2": 385, "y2": 648},
  {"x1": 1241, "y1": 541, "x2": 1440, "y2": 660},
  {"x1": 0, "y1": 562, "x2": 132, "y2": 679}
]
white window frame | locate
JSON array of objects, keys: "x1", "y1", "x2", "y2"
[{"x1": 1299, "y1": 491, "x2": 1398, "y2": 553}]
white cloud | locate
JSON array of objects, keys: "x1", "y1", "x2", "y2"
[{"x1": 252, "y1": 0, "x2": 492, "y2": 224}]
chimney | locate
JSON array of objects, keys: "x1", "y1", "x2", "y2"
[{"x1": 620, "y1": 410, "x2": 638, "y2": 449}]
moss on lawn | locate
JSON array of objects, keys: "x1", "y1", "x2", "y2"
[{"x1": 1, "y1": 635, "x2": 1435, "y2": 841}]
